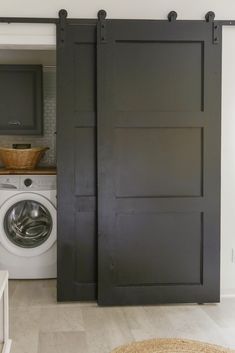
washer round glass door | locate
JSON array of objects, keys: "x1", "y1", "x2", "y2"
[
  {"x1": 4, "y1": 200, "x2": 52, "y2": 248},
  {"x1": 0, "y1": 192, "x2": 56, "y2": 257}
]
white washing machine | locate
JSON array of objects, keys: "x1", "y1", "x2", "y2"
[{"x1": 0, "y1": 174, "x2": 57, "y2": 279}]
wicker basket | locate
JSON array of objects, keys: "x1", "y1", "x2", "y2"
[{"x1": 0, "y1": 147, "x2": 49, "y2": 170}]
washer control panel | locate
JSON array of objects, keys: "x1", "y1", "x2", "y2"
[
  {"x1": 0, "y1": 175, "x2": 56, "y2": 190},
  {"x1": 0, "y1": 175, "x2": 20, "y2": 189},
  {"x1": 20, "y1": 175, "x2": 56, "y2": 190}
]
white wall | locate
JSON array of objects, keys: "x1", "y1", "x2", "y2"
[
  {"x1": 0, "y1": 0, "x2": 235, "y2": 295},
  {"x1": 221, "y1": 27, "x2": 235, "y2": 295},
  {"x1": 1, "y1": 0, "x2": 235, "y2": 46},
  {"x1": 1, "y1": 0, "x2": 235, "y2": 19},
  {"x1": 0, "y1": 23, "x2": 56, "y2": 48}
]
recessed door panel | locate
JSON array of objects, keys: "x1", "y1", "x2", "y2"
[
  {"x1": 114, "y1": 42, "x2": 203, "y2": 112},
  {"x1": 75, "y1": 211, "x2": 96, "y2": 284},
  {"x1": 74, "y1": 44, "x2": 96, "y2": 112},
  {"x1": 75, "y1": 127, "x2": 96, "y2": 196},
  {"x1": 115, "y1": 127, "x2": 202, "y2": 197},
  {"x1": 115, "y1": 212, "x2": 202, "y2": 285}
]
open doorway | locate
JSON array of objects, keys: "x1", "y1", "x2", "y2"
[
  {"x1": 0, "y1": 49, "x2": 56, "y2": 166},
  {"x1": 0, "y1": 22, "x2": 57, "y2": 281}
]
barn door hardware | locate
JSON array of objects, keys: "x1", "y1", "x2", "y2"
[
  {"x1": 213, "y1": 23, "x2": 219, "y2": 44},
  {"x1": 168, "y1": 11, "x2": 177, "y2": 22},
  {"x1": 205, "y1": 11, "x2": 215, "y2": 22},
  {"x1": 205, "y1": 11, "x2": 219, "y2": 44},
  {"x1": 58, "y1": 9, "x2": 68, "y2": 46},
  {"x1": 98, "y1": 9, "x2": 107, "y2": 43}
]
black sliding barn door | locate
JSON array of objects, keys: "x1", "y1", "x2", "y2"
[
  {"x1": 97, "y1": 20, "x2": 221, "y2": 305},
  {"x1": 57, "y1": 20, "x2": 97, "y2": 301}
]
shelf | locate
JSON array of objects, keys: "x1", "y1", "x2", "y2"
[{"x1": 0, "y1": 167, "x2": 56, "y2": 175}]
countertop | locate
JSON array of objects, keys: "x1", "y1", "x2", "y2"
[{"x1": 0, "y1": 167, "x2": 57, "y2": 175}]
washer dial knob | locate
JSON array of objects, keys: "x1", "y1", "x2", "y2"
[{"x1": 24, "y1": 178, "x2": 32, "y2": 187}]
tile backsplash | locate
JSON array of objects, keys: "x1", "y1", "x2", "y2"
[{"x1": 0, "y1": 68, "x2": 56, "y2": 167}]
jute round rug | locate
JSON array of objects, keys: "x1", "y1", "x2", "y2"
[{"x1": 111, "y1": 338, "x2": 235, "y2": 353}]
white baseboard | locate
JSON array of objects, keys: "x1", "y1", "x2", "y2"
[{"x1": 2, "y1": 339, "x2": 12, "y2": 353}]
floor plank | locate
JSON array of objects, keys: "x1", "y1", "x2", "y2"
[
  {"x1": 7, "y1": 280, "x2": 235, "y2": 353},
  {"x1": 38, "y1": 331, "x2": 87, "y2": 353}
]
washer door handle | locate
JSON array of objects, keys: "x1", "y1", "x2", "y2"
[{"x1": 0, "y1": 183, "x2": 17, "y2": 189}]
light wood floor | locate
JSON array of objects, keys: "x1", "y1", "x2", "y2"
[{"x1": 8, "y1": 280, "x2": 235, "y2": 353}]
